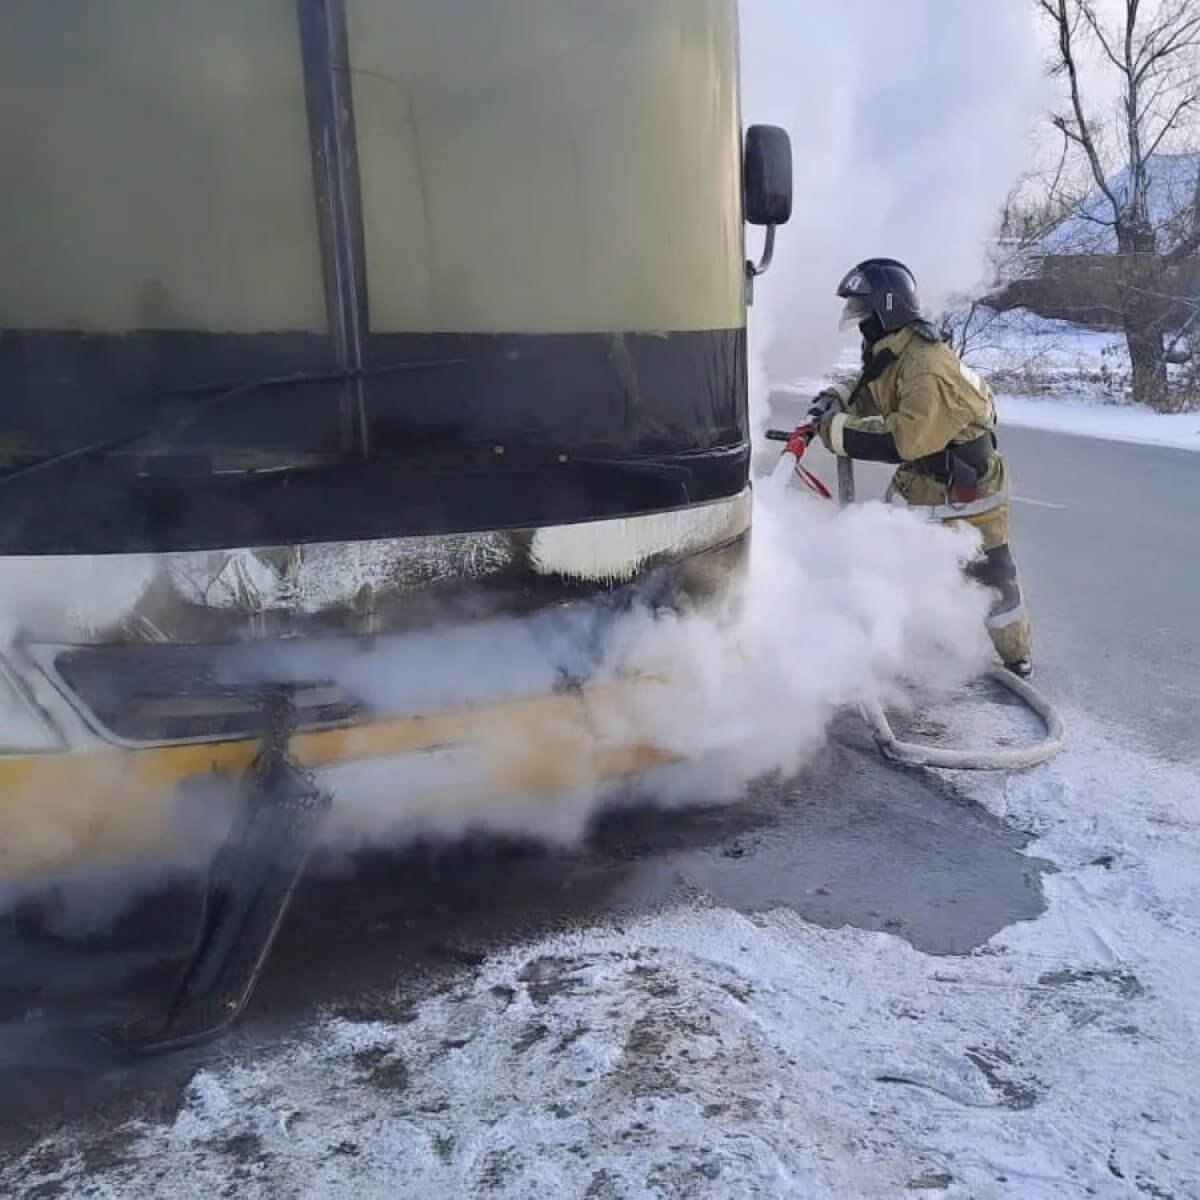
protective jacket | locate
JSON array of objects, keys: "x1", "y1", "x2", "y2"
[{"x1": 819, "y1": 323, "x2": 1007, "y2": 519}]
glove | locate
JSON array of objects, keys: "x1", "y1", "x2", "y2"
[{"x1": 806, "y1": 383, "x2": 850, "y2": 427}]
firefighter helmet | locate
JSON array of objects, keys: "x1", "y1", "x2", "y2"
[{"x1": 836, "y1": 258, "x2": 922, "y2": 335}]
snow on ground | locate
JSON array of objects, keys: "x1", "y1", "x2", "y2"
[
  {"x1": 965, "y1": 312, "x2": 1200, "y2": 452},
  {"x1": 9, "y1": 697, "x2": 1199, "y2": 1200},
  {"x1": 994, "y1": 394, "x2": 1200, "y2": 453},
  {"x1": 962, "y1": 311, "x2": 1130, "y2": 388}
]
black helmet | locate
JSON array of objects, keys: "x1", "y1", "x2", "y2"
[{"x1": 836, "y1": 258, "x2": 922, "y2": 336}]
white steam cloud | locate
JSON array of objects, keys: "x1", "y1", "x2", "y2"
[
  {"x1": 740, "y1": 0, "x2": 1046, "y2": 389},
  {"x1": 600, "y1": 492, "x2": 994, "y2": 783},
  {"x1": 2, "y1": 472, "x2": 995, "y2": 932}
]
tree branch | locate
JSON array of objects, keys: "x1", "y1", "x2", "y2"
[
  {"x1": 1124, "y1": 0, "x2": 1147, "y2": 221},
  {"x1": 1142, "y1": 93, "x2": 1199, "y2": 161},
  {"x1": 1134, "y1": 9, "x2": 1200, "y2": 84},
  {"x1": 1046, "y1": 0, "x2": 1123, "y2": 222},
  {"x1": 1077, "y1": 209, "x2": 1119, "y2": 228},
  {"x1": 1050, "y1": 113, "x2": 1085, "y2": 145},
  {"x1": 1079, "y1": 0, "x2": 1129, "y2": 74}
]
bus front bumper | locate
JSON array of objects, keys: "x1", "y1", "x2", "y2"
[{"x1": 0, "y1": 676, "x2": 679, "y2": 887}]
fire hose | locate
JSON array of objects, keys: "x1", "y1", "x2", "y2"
[{"x1": 765, "y1": 424, "x2": 1066, "y2": 771}]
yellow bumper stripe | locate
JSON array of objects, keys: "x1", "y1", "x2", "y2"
[{"x1": 0, "y1": 680, "x2": 678, "y2": 883}]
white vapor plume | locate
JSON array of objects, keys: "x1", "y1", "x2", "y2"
[
  {"x1": 740, "y1": 0, "x2": 1046, "y2": 388},
  {"x1": 596, "y1": 491, "x2": 993, "y2": 799}
]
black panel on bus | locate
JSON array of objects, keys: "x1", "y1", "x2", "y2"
[{"x1": 0, "y1": 327, "x2": 747, "y2": 555}]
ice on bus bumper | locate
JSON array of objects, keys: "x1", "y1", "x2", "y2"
[{"x1": 529, "y1": 490, "x2": 751, "y2": 584}]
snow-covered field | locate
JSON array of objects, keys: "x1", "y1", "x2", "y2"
[
  {"x1": 8, "y1": 693, "x2": 1198, "y2": 1199},
  {"x1": 963, "y1": 311, "x2": 1130, "y2": 391},
  {"x1": 968, "y1": 313, "x2": 1200, "y2": 453}
]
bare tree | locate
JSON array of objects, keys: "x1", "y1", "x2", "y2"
[{"x1": 1039, "y1": 0, "x2": 1200, "y2": 409}]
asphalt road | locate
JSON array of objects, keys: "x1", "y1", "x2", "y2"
[
  {"x1": 1, "y1": 417, "x2": 1196, "y2": 1177},
  {"x1": 1002, "y1": 424, "x2": 1199, "y2": 763}
]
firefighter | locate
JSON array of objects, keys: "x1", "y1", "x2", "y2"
[{"x1": 810, "y1": 258, "x2": 1033, "y2": 677}]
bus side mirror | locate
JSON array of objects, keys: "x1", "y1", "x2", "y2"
[
  {"x1": 744, "y1": 124, "x2": 793, "y2": 228},
  {"x1": 744, "y1": 125, "x2": 792, "y2": 299}
]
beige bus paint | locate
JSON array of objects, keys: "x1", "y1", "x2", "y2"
[
  {"x1": 1, "y1": 2, "x2": 743, "y2": 339},
  {"x1": 0, "y1": 1, "x2": 327, "y2": 334},
  {"x1": 529, "y1": 490, "x2": 751, "y2": 585},
  {"x1": 350, "y1": 0, "x2": 744, "y2": 334}
]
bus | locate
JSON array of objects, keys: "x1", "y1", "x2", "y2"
[{"x1": 0, "y1": 0, "x2": 790, "y2": 1046}]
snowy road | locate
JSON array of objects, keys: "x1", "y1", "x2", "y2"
[{"x1": 3, "y1": 424, "x2": 1199, "y2": 1198}]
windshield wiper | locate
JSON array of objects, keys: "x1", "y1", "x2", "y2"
[{"x1": 0, "y1": 359, "x2": 463, "y2": 489}]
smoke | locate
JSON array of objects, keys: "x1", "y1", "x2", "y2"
[
  {"x1": 0, "y1": 554, "x2": 155, "y2": 643},
  {"x1": 740, "y1": 0, "x2": 1046, "y2": 387},
  {"x1": 599, "y1": 490, "x2": 994, "y2": 784}
]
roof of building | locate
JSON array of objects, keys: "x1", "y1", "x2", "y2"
[{"x1": 1038, "y1": 152, "x2": 1200, "y2": 256}]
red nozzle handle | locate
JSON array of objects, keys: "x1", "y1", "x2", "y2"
[{"x1": 766, "y1": 424, "x2": 815, "y2": 443}]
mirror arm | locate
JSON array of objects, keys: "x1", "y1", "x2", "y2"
[
  {"x1": 746, "y1": 223, "x2": 777, "y2": 278},
  {"x1": 744, "y1": 224, "x2": 777, "y2": 304}
]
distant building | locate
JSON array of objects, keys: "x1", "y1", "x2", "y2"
[{"x1": 993, "y1": 153, "x2": 1200, "y2": 331}]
